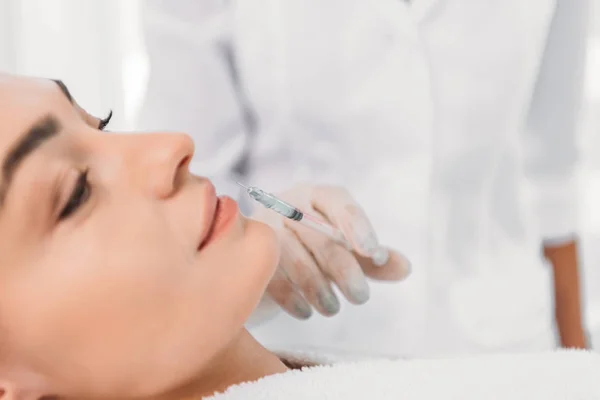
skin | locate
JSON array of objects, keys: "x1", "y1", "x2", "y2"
[
  {"x1": 543, "y1": 240, "x2": 588, "y2": 349},
  {"x1": 0, "y1": 74, "x2": 287, "y2": 399}
]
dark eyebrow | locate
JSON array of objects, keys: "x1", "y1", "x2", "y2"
[
  {"x1": 52, "y1": 79, "x2": 73, "y2": 104},
  {"x1": 0, "y1": 115, "x2": 61, "y2": 206}
]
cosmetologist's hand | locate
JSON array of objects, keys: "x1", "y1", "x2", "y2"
[{"x1": 252, "y1": 183, "x2": 411, "y2": 319}]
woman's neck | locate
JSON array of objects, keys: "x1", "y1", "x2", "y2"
[{"x1": 170, "y1": 329, "x2": 289, "y2": 399}]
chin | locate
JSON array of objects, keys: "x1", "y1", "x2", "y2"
[
  {"x1": 246, "y1": 219, "x2": 280, "y2": 274},
  {"x1": 237, "y1": 218, "x2": 280, "y2": 310}
]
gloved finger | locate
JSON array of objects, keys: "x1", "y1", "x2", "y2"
[
  {"x1": 265, "y1": 269, "x2": 313, "y2": 320},
  {"x1": 279, "y1": 229, "x2": 341, "y2": 317},
  {"x1": 309, "y1": 185, "x2": 384, "y2": 259},
  {"x1": 287, "y1": 221, "x2": 370, "y2": 305},
  {"x1": 356, "y1": 247, "x2": 412, "y2": 281}
]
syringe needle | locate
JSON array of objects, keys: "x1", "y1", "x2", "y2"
[{"x1": 236, "y1": 181, "x2": 250, "y2": 190}]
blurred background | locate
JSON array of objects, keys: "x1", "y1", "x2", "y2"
[{"x1": 1, "y1": 0, "x2": 600, "y2": 349}]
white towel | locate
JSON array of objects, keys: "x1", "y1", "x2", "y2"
[{"x1": 206, "y1": 350, "x2": 600, "y2": 399}]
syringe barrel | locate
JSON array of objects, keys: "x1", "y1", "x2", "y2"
[{"x1": 249, "y1": 188, "x2": 303, "y2": 221}]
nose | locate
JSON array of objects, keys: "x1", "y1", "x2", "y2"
[{"x1": 130, "y1": 133, "x2": 195, "y2": 198}]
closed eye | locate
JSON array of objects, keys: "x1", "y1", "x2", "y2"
[{"x1": 58, "y1": 169, "x2": 91, "y2": 220}]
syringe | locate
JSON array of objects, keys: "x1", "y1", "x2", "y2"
[{"x1": 237, "y1": 182, "x2": 389, "y2": 265}]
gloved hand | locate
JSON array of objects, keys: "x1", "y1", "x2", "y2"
[{"x1": 251, "y1": 183, "x2": 411, "y2": 319}]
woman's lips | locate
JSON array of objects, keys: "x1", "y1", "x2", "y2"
[{"x1": 198, "y1": 196, "x2": 238, "y2": 250}]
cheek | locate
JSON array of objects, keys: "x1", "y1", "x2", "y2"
[
  {"x1": 0, "y1": 214, "x2": 280, "y2": 391},
  {"x1": 4, "y1": 224, "x2": 190, "y2": 378}
]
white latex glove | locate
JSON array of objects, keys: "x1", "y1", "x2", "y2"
[{"x1": 252, "y1": 183, "x2": 412, "y2": 319}]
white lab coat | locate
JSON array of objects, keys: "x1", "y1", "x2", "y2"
[{"x1": 137, "y1": 0, "x2": 589, "y2": 357}]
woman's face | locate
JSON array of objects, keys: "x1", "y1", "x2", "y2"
[{"x1": 0, "y1": 74, "x2": 279, "y2": 398}]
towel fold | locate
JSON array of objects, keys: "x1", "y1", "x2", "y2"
[{"x1": 206, "y1": 350, "x2": 600, "y2": 399}]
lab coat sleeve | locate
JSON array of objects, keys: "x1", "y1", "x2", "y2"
[
  {"x1": 136, "y1": 1, "x2": 250, "y2": 200},
  {"x1": 524, "y1": 0, "x2": 590, "y2": 244}
]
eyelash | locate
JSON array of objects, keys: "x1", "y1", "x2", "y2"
[
  {"x1": 98, "y1": 110, "x2": 113, "y2": 130},
  {"x1": 59, "y1": 169, "x2": 91, "y2": 220}
]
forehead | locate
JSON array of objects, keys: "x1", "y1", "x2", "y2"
[{"x1": 0, "y1": 74, "x2": 65, "y2": 153}]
